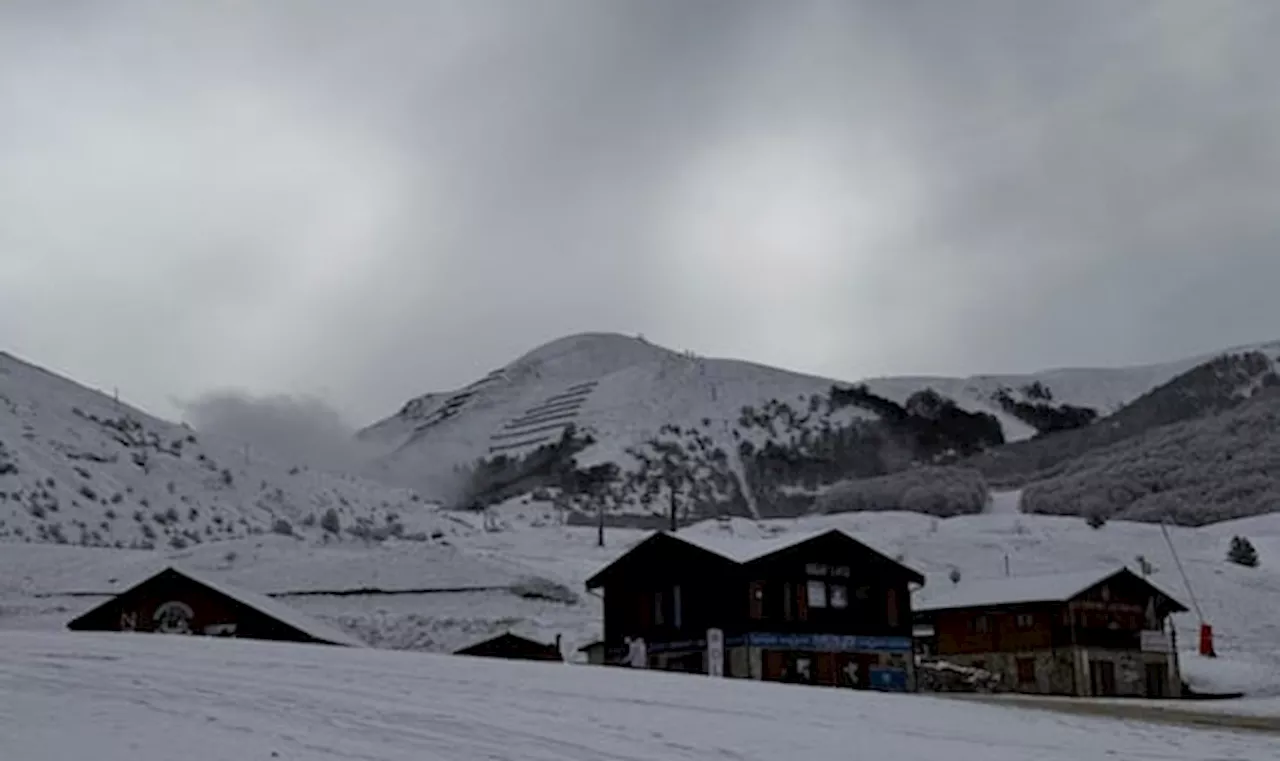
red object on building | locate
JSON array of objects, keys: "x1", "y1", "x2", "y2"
[{"x1": 1199, "y1": 623, "x2": 1216, "y2": 657}]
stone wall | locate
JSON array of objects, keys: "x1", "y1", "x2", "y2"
[
  {"x1": 943, "y1": 647, "x2": 1179, "y2": 697},
  {"x1": 942, "y1": 649, "x2": 1076, "y2": 695}
]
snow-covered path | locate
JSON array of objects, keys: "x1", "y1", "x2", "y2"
[
  {"x1": 2, "y1": 631, "x2": 1278, "y2": 760},
  {"x1": 986, "y1": 489, "x2": 1023, "y2": 515}
]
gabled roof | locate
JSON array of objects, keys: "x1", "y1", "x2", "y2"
[
  {"x1": 913, "y1": 567, "x2": 1189, "y2": 614},
  {"x1": 585, "y1": 527, "x2": 924, "y2": 588},
  {"x1": 455, "y1": 631, "x2": 556, "y2": 652},
  {"x1": 67, "y1": 566, "x2": 365, "y2": 647}
]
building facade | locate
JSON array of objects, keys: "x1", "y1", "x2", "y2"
[
  {"x1": 584, "y1": 528, "x2": 924, "y2": 691},
  {"x1": 915, "y1": 568, "x2": 1187, "y2": 698}
]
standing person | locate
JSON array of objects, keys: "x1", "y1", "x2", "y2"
[{"x1": 627, "y1": 636, "x2": 648, "y2": 669}]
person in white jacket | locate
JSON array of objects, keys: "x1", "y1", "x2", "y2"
[{"x1": 625, "y1": 636, "x2": 647, "y2": 669}]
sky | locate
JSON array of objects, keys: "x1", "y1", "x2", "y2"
[{"x1": 4, "y1": 0, "x2": 1280, "y2": 426}]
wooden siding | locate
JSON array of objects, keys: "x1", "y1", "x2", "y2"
[{"x1": 933, "y1": 573, "x2": 1177, "y2": 657}]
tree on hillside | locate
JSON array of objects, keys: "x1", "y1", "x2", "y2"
[{"x1": 1227, "y1": 536, "x2": 1260, "y2": 567}]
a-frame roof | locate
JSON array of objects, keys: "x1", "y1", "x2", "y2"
[
  {"x1": 914, "y1": 566, "x2": 1189, "y2": 615},
  {"x1": 66, "y1": 565, "x2": 365, "y2": 647},
  {"x1": 585, "y1": 527, "x2": 924, "y2": 589}
]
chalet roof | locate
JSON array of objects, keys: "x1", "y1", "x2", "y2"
[
  {"x1": 585, "y1": 527, "x2": 924, "y2": 588},
  {"x1": 70, "y1": 566, "x2": 365, "y2": 647},
  {"x1": 455, "y1": 631, "x2": 557, "y2": 652},
  {"x1": 913, "y1": 567, "x2": 1189, "y2": 614},
  {"x1": 677, "y1": 527, "x2": 923, "y2": 581},
  {"x1": 674, "y1": 527, "x2": 845, "y2": 563}
]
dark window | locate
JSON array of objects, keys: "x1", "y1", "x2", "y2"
[
  {"x1": 749, "y1": 581, "x2": 765, "y2": 619},
  {"x1": 1016, "y1": 658, "x2": 1036, "y2": 684},
  {"x1": 886, "y1": 588, "x2": 899, "y2": 627},
  {"x1": 971, "y1": 615, "x2": 991, "y2": 633},
  {"x1": 653, "y1": 590, "x2": 665, "y2": 626},
  {"x1": 1016, "y1": 613, "x2": 1035, "y2": 630},
  {"x1": 672, "y1": 585, "x2": 682, "y2": 628}
]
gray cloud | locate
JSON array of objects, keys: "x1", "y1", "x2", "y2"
[
  {"x1": 4, "y1": 0, "x2": 1280, "y2": 424},
  {"x1": 178, "y1": 391, "x2": 372, "y2": 475}
]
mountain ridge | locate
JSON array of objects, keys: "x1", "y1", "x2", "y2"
[{"x1": 359, "y1": 332, "x2": 1280, "y2": 525}]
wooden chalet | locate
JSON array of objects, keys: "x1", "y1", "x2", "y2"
[
  {"x1": 455, "y1": 632, "x2": 564, "y2": 662},
  {"x1": 584, "y1": 528, "x2": 924, "y2": 691},
  {"x1": 914, "y1": 567, "x2": 1188, "y2": 698},
  {"x1": 66, "y1": 566, "x2": 363, "y2": 647}
]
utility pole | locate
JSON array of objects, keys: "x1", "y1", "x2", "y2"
[
  {"x1": 669, "y1": 488, "x2": 678, "y2": 533},
  {"x1": 597, "y1": 498, "x2": 605, "y2": 547}
]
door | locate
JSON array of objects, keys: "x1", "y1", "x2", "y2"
[
  {"x1": 1144, "y1": 662, "x2": 1169, "y2": 698},
  {"x1": 1089, "y1": 660, "x2": 1117, "y2": 696}
]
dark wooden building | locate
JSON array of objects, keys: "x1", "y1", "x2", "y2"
[
  {"x1": 455, "y1": 632, "x2": 564, "y2": 662},
  {"x1": 66, "y1": 566, "x2": 363, "y2": 647},
  {"x1": 584, "y1": 528, "x2": 924, "y2": 691},
  {"x1": 914, "y1": 567, "x2": 1187, "y2": 697}
]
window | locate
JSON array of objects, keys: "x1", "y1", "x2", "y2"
[
  {"x1": 749, "y1": 581, "x2": 765, "y2": 620},
  {"x1": 807, "y1": 579, "x2": 828, "y2": 608},
  {"x1": 970, "y1": 615, "x2": 991, "y2": 633},
  {"x1": 1016, "y1": 658, "x2": 1036, "y2": 684},
  {"x1": 672, "y1": 585, "x2": 682, "y2": 629},
  {"x1": 653, "y1": 590, "x2": 665, "y2": 626},
  {"x1": 804, "y1": 563, "x2": 850, "y2": 613},
  {"x1": 829, "y1": 583, "x2": 848, "y2": 609},
  {"x1": 1016, "y1": 613, "x2": 1035, "y2": 630},
  {"x1": 886, "y1": 588, "x2": 899, "y2": 627}
]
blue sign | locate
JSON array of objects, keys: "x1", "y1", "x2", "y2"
[
  {"x1": 868, "y1": 666, "x2": 909, "y2": 692},
  {"x1": 745, "y1": 632, "x2": 912, "y2": 653}
]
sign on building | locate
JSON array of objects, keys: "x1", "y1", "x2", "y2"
[{"x1": 707, "y1": 628, "x2": 724, "y2": 677}]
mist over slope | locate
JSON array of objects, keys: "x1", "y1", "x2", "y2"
[
  {"x1": 0, "y1": 352, "x2": 456, "y2": 549},
  {"x1": 361, "y1": 332, "x2": 1280, "y2": 526}
]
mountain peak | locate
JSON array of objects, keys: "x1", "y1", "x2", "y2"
[{"x1": 505, "y1": 332, "x2": 674, "y2": 380}]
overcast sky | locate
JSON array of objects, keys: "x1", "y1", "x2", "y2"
[{"x1": 4, "y1": 0, "x2": 1280, "y2": 426}]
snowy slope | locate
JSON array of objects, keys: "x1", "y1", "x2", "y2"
[
  {"x1": 361, "y1": 332, "x2": 1280, "y2": 521},
  {"x1": 0, "y1": 351, "x2": 461, "y2": 548},
  {"x1": 3, "y1": 630, "x2": 1277, "y2": 761}
]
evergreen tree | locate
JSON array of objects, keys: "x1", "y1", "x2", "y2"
[{"x1": 1227, "y1": 536, "x2": 1260, "y2": 567}]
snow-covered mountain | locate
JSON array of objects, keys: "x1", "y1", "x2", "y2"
[
  {"x1": 0, "y1": 351, "x2": 461, "y2": 549},
  {"x1": 361, "y1": 332, "x2": 1280, "y2": 525}
]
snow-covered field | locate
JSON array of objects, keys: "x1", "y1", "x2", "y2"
[
  {"x1": 3, "y1": 629, "x2": 1278, "y2": 761},
  {"x1": 4, "y1": 499, "x2": 1279, "y2": 692}
]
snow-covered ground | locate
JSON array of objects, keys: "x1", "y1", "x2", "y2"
[
  {"x1": 3, "y1": 630, "x2": 1277, "y2": 761},
  {"x1": 3, "y1": 498, "x2": 1278, "y2": 703}
]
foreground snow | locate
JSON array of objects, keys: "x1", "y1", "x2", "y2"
[{"x1": 2, "y1": 631, "x2": 1276, "y2": 761}]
